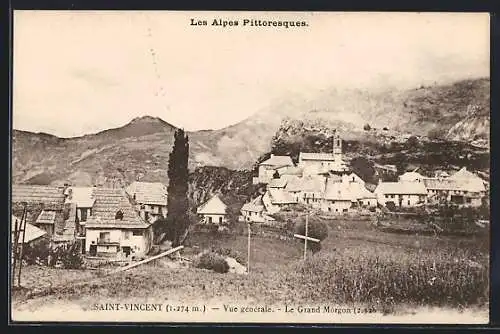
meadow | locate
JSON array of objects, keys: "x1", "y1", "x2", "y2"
[{"x1": 11, "y1": 217, "x2": 489, "y2": 316}]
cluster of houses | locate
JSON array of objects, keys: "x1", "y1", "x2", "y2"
[
  {"x1": 10, "y1": 132, "x2": 488, "y2": 260},
  {"x1": 239, "y1": 132, "x2": 488, "y2": 223},
  {"x1": 11, "y1": 182, "x2": 168, "y2": 260}
]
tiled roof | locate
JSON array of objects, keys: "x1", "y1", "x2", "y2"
[
  {"x1": 448, "y1": 167, "x2": 486, "y2": 192},
  {"x1": 375, "y1": 182, "x2": 428, "y2": 195},
  {"x1": 283, "y1": 175, "x2": 303, "y2": 192},
  {"x1": 12, "y1": 185, "x2": 65, "y2": 206},
  {"x1": 423, "y1": 177, "x2": 485, "y2": 193},
  {"x1": 300, "y1": 152, "x2": 337, "y2": 162},
  {"x1": 11, "y1": 215, "x2": 47, "y2": 244},
  {"x1": 268, "y1": 178, "x2": 288, "y2": 188},
  {"x1": 85, "y1": 188, "x2": 149, "y2": 229},
  {"x1": 268, "y1": 188, "x2": 298, "y2": 204},
  {"x1": 197, "y1": 195, "x2": 227, "y2": 215},
  {"x1": 259, "y1": 155, "x2": 294, "y2": 167},
  {"x1": 241, "y1": 196, "x2": 265, "y2": 213},
  {"x1": 125, "y1": 181, "x2": 168, "y2": 206},
  {"x1": 65, "y1": 187, "x2": 95, "y2": 207},
  {"x1": 35, "y1": 210, "x2": 57, "y2": 224}
]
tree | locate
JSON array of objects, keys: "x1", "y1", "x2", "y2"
[
  {"x1": 163, "y1": 129, "x2": 190, "y2": 247},
  {"x1": 363, "y1": 123, "x2": 371, "y2": 131}
]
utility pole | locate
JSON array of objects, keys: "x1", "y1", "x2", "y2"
[
  {"x1": 16, "y1": 203, "x2": 28, "y2": 287},
  {"x1": 304, "y1": 213, "x2": 308, "y2": 260},
  {"x1": 247, "y1": 222, "x2": 251, "y2": 274}
]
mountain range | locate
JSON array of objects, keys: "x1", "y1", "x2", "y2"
[{"x1": 12, "y1": 77, "x2": 490, "y2": 187}]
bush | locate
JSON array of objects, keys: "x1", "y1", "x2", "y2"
[
  {"x1": 22, "y1": 240, "x2": 51, "y2": 265},
  {"x1": 385, "y1": 201, "x2": 397, "y2": 212},
  {"x1": 363, "y1": 124, "x2": 371, "y2": 131},
  {"x1": 211, "y1": 247, "x2": 246, "y2": 265},
  {"x1": 194, "y1": 251, "x2": 229, "y2": 273},
  {"x1": 51, "y1": 242, "x2": 84, "y2": 269}
]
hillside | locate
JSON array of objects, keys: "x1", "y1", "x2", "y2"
[{"x1": 12, "y1": 77, "x2": 489, "y2": 187}]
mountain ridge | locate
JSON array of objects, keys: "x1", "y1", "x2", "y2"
[{"x1": 12, "y1": 77, "x2": 489, "y2": 187}]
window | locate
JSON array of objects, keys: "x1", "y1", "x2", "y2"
[
  {"x1": 352, "y1": 177, "x2": 355, "y2": 182},
  {"x1": 115, "y1": 210, "x2": 124, "y2": 220},
  {"x1": 337, "y1": 140, "x2": 340, "y2": 146},
  {"x1": 80, "y1": 209, "x2": 87, "y2": 222},
  {"x1": 132, "y1": 230, "x2": 142, "y2": 236},
  {"x1": 407, "y1": 200, "x2": 410, "y2": 205},
  {"x1": 209, "y1": 217, "x2": 213, "y2": 224},
  {"x1": 99, "y1": 232, "x2": 110, "y2": 242},
  {"x1": 219, "y1": 217, "x2": 223, "y2": 223},
  {"x1": 343, "y1": 209, "x2": 348, "y2": 213},
  {"x1": 124, "y1": 231, "x2": 130, "y2": 240}
]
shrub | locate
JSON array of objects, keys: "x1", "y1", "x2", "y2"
[
  {"x1": 51, "y1": 242, "x2": 84, "y2": 269},
  {"x1": 22, "y1": 239, "x2": 51, "y2": 265},
  {"x1": 385, "y1": 201, "x2": 397, "y2": 212},
  {"x1": 363, "y1": 124, "x2": 371, "y2": 131},
  {"x1": 194, "y1": 251, "x2": 229, "y2": 273},
  {"x1": 211, "y1": 247, "x2": 246, "y2": 265}
]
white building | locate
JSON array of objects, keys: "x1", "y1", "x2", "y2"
[
  {"x1": 375, "y1": 182, "x2": 428, "y2": 207},
  {"x1": 84, "y1": 188, "x2": 154, "y2": 259},
  {"x1": 262, "y1": 188, "x2": 298, "y2": 214},
  {"x1": 197, "y1": 194, "x2": 228, "y2": 225},
  {"x1": 253, "y1": 154, "x2": 294, "y2": 184},
  {"x1": 298, "y1": 133, "x2": 349, "y2": 176},
  {"x1": 240, "y1": 195, "x2": 276, "y2": 224},
  {"x1": 423, "y1": 167, "x2": 487, "y2": 207},
  {"x1": 125, "y1": 181, "x2": 168, "y2": 223}
]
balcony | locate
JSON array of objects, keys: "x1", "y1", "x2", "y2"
[{"x1": 97, "y1": 238, "x2": 120, "y2": 246}]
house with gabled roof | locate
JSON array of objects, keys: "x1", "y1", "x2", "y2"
[
  {"x1": 253, "y1": 154, "x2": 295, "y2": 184},
  {"x1": 84, "y1": 188, "x2": 154, "y2": 259},
  {"x1": 374, "y1": 181, "x2": 428, "y2": 207},
  {"x1": 125, "y1": 181, "x2": 167, "y2": 223},
  {"x1": 197, "y1": 194, "x2": 228, "y2": 225},
  {"x1": 262, "y1": 188, "x2": 298, "y2": 214},
  {"x1": 422, "y1": 167, "x2": 487, "y2": 207},
  {"x1": 240, "y1": 195, "x2": 275, "y2": 224},
  {"x1": 11, "y1": 185, "x2": 67, "y2": 238}
]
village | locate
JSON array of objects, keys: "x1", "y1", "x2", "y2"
[{"x1": 11, "y1": 131, "x2": 489, "y2": 264}]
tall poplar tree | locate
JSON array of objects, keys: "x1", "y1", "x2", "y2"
[{"x1": 164, "y1": 128, "x2": 190, "y2": 247}]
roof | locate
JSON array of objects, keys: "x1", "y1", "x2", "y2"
[
  {"x1": 279, "y1": 166, "x2": 303, "y2": 176},
  {"x1": 241, "y1": 196, "x2": 265, "y2": 213},
  {"x1": 125, "y1": 181, "x2": 168, "y2": 206},
  {"x1": 12, "y1": 185, "x2": 65, "y2": 206},
  {"x1": 299, "y1": 152, "x2": 336, "y2": 162},
  {"x1": 11, "y1": 215, "x2": 47, "y2": 244},
  {"x1": 283, "y1": 175, "x2": 303, "y2": 192},
  {"x1": 85, "y1": 188, "x2": 149, "y2": 229},
  {"x1": 301, "y1": 175, "x2": 326, "y2": 193},
  {"x1": 423, "y1": 177, "x2": 485, "y2": 193},
  {"x1": 35, "y1": 210, "x2": 57, "y2": 224},
  {"x1": 324, "y1": 182, "x2": 356, "y2": 201},
  {"x1": 64, "y1": 187, "x2": 95, "y2": 207},
  {"x1": 267, "y1": 188, "x2": 298, "y2": 204},
  {"x1": 197, "y1": 195, "x2": 227, "y2": 215},
  {"x1": 399, "y1": 172, "x2": 425, "y2": 182},
  {"x1": 259, "y1": 155, "x2": 294, "y2": 167},
  {"x1": 448, "y1": 167, "x2": 486, "y2": 192},
  {"x1": 375, "y1": 182, "x2": 428, "y2": 195},
  {"x1": 268, "y1": 178, "x2": 288, "y2": 188}
]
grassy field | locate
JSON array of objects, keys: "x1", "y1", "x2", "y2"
[{"x1": 11, "y1": 217, "x2": 489, "y2": 319}]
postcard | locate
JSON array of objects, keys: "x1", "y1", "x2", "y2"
[{"x1": 10, "y1": 10, "x2": 490, "y2": 324}]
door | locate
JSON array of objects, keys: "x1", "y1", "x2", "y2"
[
  {"x1": 122, "y1": 246, "x2": 131, "y2": 257},
  {"x1": 89, "y1": 244, "x2": 97, "y2": 256}
]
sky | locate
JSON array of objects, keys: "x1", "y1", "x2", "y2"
[{"x1": 13, "y1": 11, "x2": 490, "y2": 137}]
